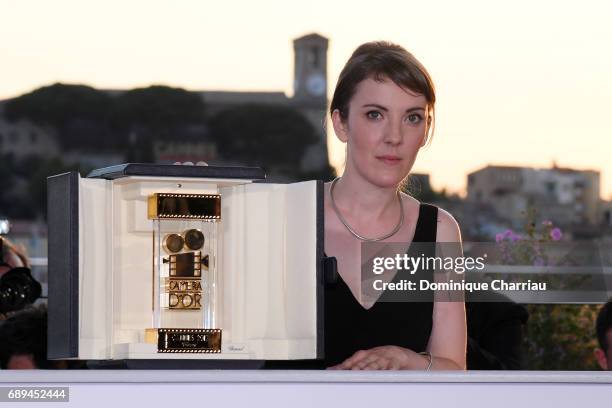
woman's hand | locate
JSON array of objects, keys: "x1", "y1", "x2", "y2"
[{"x1": 327, "y1": 346, "x2": 429, "y2": 370}]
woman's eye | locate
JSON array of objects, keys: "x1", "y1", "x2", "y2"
[
  {"x1": 407, "y1": 113, "x2": 423, "y2": 124},
  {"x1": 366, "y1": 111, "x2": 382, "y2": 120}
]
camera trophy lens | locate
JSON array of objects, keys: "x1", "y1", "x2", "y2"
[
  {"x1": 147, "y1": 193, "x2": 221, "y2": 353},
  {"x1": 162, "y1": 233, "x2": 184, "y2": 254},
  {"x1": 183, "y1": 229, "x2": 204, "y2": 251}
]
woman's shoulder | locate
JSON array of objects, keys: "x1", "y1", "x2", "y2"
[
  {"x1": 432, "y1": 205, "x2": 462, "y2": 243},
  {"x1": 401, "y1": 195, "x2": 461, "y2": 243}
]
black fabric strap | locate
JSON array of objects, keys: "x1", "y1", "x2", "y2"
[{"x1": 413, "y1": 203, "x2": 439, "y2": 242}]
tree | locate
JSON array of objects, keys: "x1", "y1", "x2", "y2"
[
  {"x1": 4, "y1": 83, "x2": 114, "y2": 150},
  {"x1": 5, "y1": 83, "x2": 112, "y2": 127},
  {"x1": 111, "y1": 85, "x2": 206, "y2": 161},
  {"x1": 0, "y1": 154, "x2": 17, "y2": 216},
  {"x1": 209, "y1": 104, "x2": 318, "y2": 171},
  {"x1": 111, "y1": 85, "x2": 205, "y2": 129},
  {"x1": 17, "y1": 155, "x2": 81, "y2": 219}
]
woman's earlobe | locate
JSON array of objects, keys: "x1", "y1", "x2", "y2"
[{"x1": 331, "y1": 109, "x2": 349, "y2": 143}]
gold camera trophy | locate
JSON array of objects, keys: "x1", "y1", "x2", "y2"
[{"x1": 145, "y1": 193, "x2": 222, "y2": 353}]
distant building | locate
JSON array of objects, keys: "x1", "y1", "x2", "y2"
[
  {"x1": 0, "y1": 118, "x2": 59, "y2": 159},
  {"x1": 467, "y1": 164, "x2": 601, "y2": 227}
]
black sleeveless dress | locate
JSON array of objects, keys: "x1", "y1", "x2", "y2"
[
  {"x1": 264, "y1": 202, "x2": 438, "y2": 369},
  {"x1": 322, "y1": 202, "x2": 438, "y2": 367}
]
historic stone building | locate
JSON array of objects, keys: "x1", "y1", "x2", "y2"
[{"x1": 467, "y1": 164, "x2": 601, "y2": 227}]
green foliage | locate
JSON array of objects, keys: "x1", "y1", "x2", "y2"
[
  {"x1": 524, "y1": 304, "x2": 600, "y2": 370},
  {"x1": 0, "y1": 154, "x2": 17, "y2": 215},
  {"x1": 4, "y1": 84, "x2": 207, "y2": 152},
  {"x1": 4, "y1": 83, "x2": 115, "y2": 150},
  {"x1": 209, "y1": 103, "x2": 318, "y2": 170},
  {"x1": 5, "y1": 83, "x2": 205, "y2": 131},
  {"x1": 26, "y1": 156, "x2": 85, "y2": 219},
  {"x1": 0, "y1": 154, "x2": 81, "y2": 219},
  {"x1": 5, "y1": 83, "x2": 112, "y2": 127},
  {"x1": 500, "y1": 206, "x2": 601, "y2": 369},
  {"x1": 111, "y1": 85, "x2": 207, "y2": 161},
  {"x1": 111, "y1": 85, "x2": 205, "y2": 129}
]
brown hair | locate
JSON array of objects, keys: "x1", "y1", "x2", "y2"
[{"x1": 330, "y1": 41, "x2": 436, "y2": 144}]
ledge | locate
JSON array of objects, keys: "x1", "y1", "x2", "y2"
[{"x1": 2, "y1": 370, "x2": 612, "y2": 384}]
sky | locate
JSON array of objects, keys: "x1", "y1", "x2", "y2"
[{"x1": 2, "y1": 0, "x2": 611, "y2": 198}]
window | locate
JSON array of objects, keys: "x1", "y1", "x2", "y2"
[
  {"x1": 574, "y1": 180, "x2": 586, "y2": 188},
  {"x1": 310, "y1": 46, "x2": 319, "y2": 68}
]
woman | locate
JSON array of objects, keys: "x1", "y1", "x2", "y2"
[{"x1": 323, "y1": 41, "x2": 466, "y2": 370}]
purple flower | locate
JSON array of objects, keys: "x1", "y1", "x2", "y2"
[
  {"x1": 495, "y1": 233, "x2": 504, "y2": 243},
  {"x1": 550, "y1": 227, "x2": 562, "y2": 241},
  {"x1": 503, "y1": 229, "x2": 514, "y2": 239},
  {"x1": 510, "y1": 232, "x2": 521, "y2": 242}
]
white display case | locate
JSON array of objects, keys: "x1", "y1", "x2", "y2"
[{"x1": 47, "y1": 164, "x2": 324, "y2": 365}]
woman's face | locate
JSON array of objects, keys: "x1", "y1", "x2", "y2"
[{"x1": 333, "y1": 76, "x2": 430, "y2": 188}]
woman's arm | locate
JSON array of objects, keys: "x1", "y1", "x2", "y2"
[{"x1": 426, "y1": 208, "x2": 467, "y2": 370}]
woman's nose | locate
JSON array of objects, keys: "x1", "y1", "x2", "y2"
[{"x1": 383, "y1": 122, "x2": 402, "y2": 145}]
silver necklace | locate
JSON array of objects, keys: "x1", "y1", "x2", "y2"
[{"x1": 329, "y1": 177, "x2": 404, "y2": 242}]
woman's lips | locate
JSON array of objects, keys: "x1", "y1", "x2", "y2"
[{"x1": 376, "y1": 155, "x2": 402, "y2": 165}]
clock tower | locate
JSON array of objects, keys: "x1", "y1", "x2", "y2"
[
  {"x1": 293, "y1": 33, "x2": 328, "y2": 103},
  {"x1": 291, "y1": 33, "x2": 330, "y2": 174}
]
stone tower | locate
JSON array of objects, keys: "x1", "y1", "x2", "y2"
[
  {"x1": 293, "y1": 33, "x2": 328, "y2": 103},
  {"x1": 292, "y1": 33, "x2": 330, "y2": 173}
]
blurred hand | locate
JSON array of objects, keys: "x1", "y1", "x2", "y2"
[{"x1": 173, "y1": 161, "x2": 208, "y2": 166}]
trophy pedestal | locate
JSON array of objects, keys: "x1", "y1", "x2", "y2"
[
  {"x1": 110, "y1": 341, "x2": 250, "y2": 359},
  {"x1": 144, "y1": 328, "x2": 222, "y2": 353}
]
